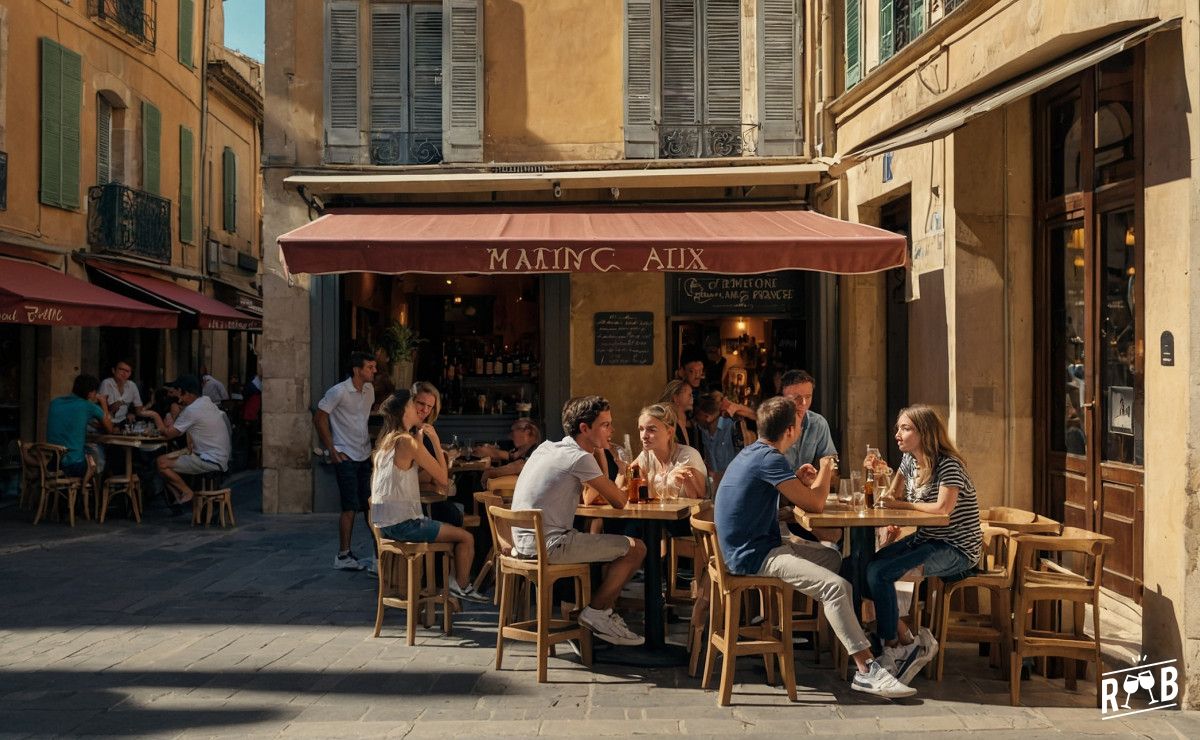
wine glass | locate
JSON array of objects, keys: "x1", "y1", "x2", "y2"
[
  {"x1": 1138, "y1": 668, "x2": 1158, "y2": 703},
  {"x1": 1122, "y1": 672, "x2": 1140, "y2": 709}
]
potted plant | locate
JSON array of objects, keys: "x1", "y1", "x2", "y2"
[{"x1": 381, "y1": 321, "x2": 424, "y2": 391}]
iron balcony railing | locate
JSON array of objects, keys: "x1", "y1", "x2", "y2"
[
  {"x1": 368, "y1": 131, "x2": 444, "y2": 165},
  {"x1": 656, "y1": 122, "x2": 761, "y2": 159},
  {"x1": 89, "y1": 0, "x2": 157, "y2": 50},
  {"x1": 88, "y1": 183, "x2": 172, "y2": 264}
]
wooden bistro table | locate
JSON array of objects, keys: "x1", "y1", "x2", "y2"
[
  {"x1": 576, "y1": 498, "x2": 709, "y2": 665},
  {"x1": 794, "y1": 503, "x2": 949, "y2": 612},
  {"x1": 93, "y1": 433, "x2": 169, "y2": 476}
]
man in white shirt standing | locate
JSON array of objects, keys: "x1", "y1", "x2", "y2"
[
  {"x1": 314, "y1": 352, "x2": 377, "y2": 571},
  {"x1": 153, "y1": 375, "x2": 232, "y2": 506},
  {"x1": 200, "y1": 365, "x2": 230, "y2": 405}
]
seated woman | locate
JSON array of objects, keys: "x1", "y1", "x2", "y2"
[
  {"x1": 410, "y1": 381, "x2": 463, "y2": 527},
  {"x1": 370, "y1": 390, "x2": 488, "y2": 603},
  {"x1": 658, "y1": 379, "x2": 705, "y2": 464},
  {"x1": 473, "y1": 419, "x2": 541, "y2": 485},
  {"x1": 865, "y1": 404, "x2": 983, "y2": 685},
  {"x1": 628, "y1": 403, "x2": 707, "y2": 501}
]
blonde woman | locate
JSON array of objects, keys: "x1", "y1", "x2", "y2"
[
  {"x1": 409, "y1": 381, "x2": 463, "y2": 527},
  {"x1": 370, "y1": 390, "x2": 488, "y2": 603},
  {"x1": 866, "y1": 404, "x2": 983, "y2": 684},
  {"x1": 625, "y1": 403, "x2": 707, "y2": 500}
]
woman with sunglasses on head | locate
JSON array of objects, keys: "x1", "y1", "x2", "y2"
[
  {"x1": 409, "y1": 381, "x2": 463, "y2": 527},
  {"x1": 371, "y1": 389, "x2": 488, "y2": 603},
  {"x1": 474, "y1": 420, "x2": 542, "y2": 484}
]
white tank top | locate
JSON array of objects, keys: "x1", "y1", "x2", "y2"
[{"x1": 370, "y1": 446, "x2": 423, "y2": 527}]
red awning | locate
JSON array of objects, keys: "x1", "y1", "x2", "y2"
[
  {"x1": 277, "y1": 204, "x2": 907, "y2": 276},
  {"x1": 93, "y1": 267, "x2": 262, "y2": 330},
  {"x1": 0, "y1": 258, "x2": 176, "y2": 328}
]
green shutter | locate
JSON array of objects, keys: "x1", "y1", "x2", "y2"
[
  {"x1": 40, "y1": 38, "x2": 81, "y2": 209},
  {"x1": 222, "y1": 147, "x2": 236, "y2": 232},
  {"x1": 844, "y1": 0, "x2": 860, "y2": 88},
  {"x1": 909, "y1": 0, "x2": 926, "y2": 39},
  {"x1": 880, "y1": 0, "x2": 894, "y2": 62},
  {"x1": 179, "y1": 126, "x2": 194, "y2": 243},
  {"x1": 178, "y1": 0, "x2": 195, "y2": 67},
  {"x1": 142, "y1": 101, "x2": 161, "y2": 194}
]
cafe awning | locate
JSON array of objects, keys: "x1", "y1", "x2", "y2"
[
  {"x1": 92, "y1": 266, "x2": 262, "y2": 330},
  {"x1": 0, "y1": 257, "x2": 176, "y2": 328},
  {"x1": 277, "y1": 204, "x2": 907, "y2": 276}
]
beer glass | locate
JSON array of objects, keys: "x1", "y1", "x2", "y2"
[
  {"x1": 852, "y1": 491, "x2": 867, "y2": 516},
  {"x1": 837, "y1": 479, "x2": 853, "y2": 505}
]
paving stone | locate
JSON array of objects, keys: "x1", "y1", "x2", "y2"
[
  {"x1": 406, "y1": 720, "x2": 541, "y2": 738},
  {"x1": 538, "y1": 718, "x2": 682, "y2": 735}
]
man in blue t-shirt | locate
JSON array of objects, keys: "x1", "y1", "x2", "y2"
[
  {"x1": 46, "y1": 374, "x2": 114, "y2": 477},
  {"x1": 714, "y1": 396, "x2": 915, "y2": 699}
]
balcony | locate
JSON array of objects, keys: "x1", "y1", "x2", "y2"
[
  {"x1": 89, "y1": 0, "x2": 157, "y2": 51},
  {"x1": 657, "y1": 122, "x2": 761, "y2": 159},
  {"x1": 368, "y1": 131, "x2": 444, "y2": 166},
  {"x1": 88, "y1": 183, "x2": 172, "y2": 264}
]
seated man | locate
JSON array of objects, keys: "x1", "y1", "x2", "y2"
[
  {"x1": 714, "y1": 396, "x2": 916, "y2": 699},
  {"x1": 153, "y1": 375, "x2": 232, "y2": 506},
  {"x1": 46, "y1": 374, "x2": 114, "y2": 477},
  {"x1": 511, "y1": 395, "x2": 647, "y2": 646}
]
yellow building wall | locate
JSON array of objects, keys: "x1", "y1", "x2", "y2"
[{"x1": 205, "y1": 91, "x2": 259, "y2": 257}]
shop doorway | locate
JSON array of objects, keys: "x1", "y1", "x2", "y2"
[
  {"x1": 1035, "y1": 51, "x2": 1143, "y2": 601},
  {"x1": 880, "y1": 197, "x2": 911, "y2": 470}
]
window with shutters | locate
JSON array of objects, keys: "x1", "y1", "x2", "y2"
[
  {"x1": 97, "y1": 97, "x2": 114, "y2": 185},
  {"x1": 89, "y1": 0, "x2": 157, "y2": 51},
  {"x1": 879, "y1": 0, "x2": 925, "y2": 63},
  {"x1": 40, "y1": 38, "x2": 83, "y2": 210},
  {"x1": 222, "y1": 147, "x2": 237, "y2": 233},
  {"x1": 178, "y1": 0, "x2": 195, "y2": 67},
  {"x1": 324, "y1": 0, "x2": 452, "y2": 165},
  {"x1": 624, "y1": 0, "x2": 803, "y2": 159},
  {"x1": 141, "y1": 101, "x2": 161, "y2": 195}
]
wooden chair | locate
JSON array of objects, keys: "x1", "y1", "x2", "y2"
[
  {"x1": 29, "y1": 444, "x2": 90, "y2": 526},
  {"x1": 192, "y1": 488, "x2": 235, "y2": 527},
  {"x1": 984, "y1": 507, "x2": 1063, "y2": 535},
  {"x1": 1009, "y1": 527, "x2": 1113, "y2": 707},
  {"x1": 691, "y1": 511, "x2": 797, "y2": 706},
  {"x1": 470, "y1": 477, "x2": 518, "y2": 595},
  {"x1": 487, "y1": 505, "x2": 592, "y2": 683},
  {"x1": 17, "y1": 441, "x2": 42, "y2": 511},
  {"x1": 370, "y1": 524, "x2": 455, "y2": 646},
  {"x1": 98, "y1": 472, "x2": 142, "y2": 524}
]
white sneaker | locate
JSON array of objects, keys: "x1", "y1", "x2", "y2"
[
  {"x1": 851, "y1": 660, "x2": 917, "y2": 699},
  {"x1": 578, "y1": 607, "x2": 644, "y2": 646},
  {"x1": 886, "y1": 642, "x2": 924, "y2": 685},
  {"x1": 449, "y1": 581, "x2": 490, "y2": 604},
  {"x1": 898, "y1": 632, "x2": 939, "y2": 684},
  {"x1": 333, "y1": 552, "x2": 364, "y2": 571},
  {"x1": 360, "y1": 557, "x2": 378, "y2": 575}
]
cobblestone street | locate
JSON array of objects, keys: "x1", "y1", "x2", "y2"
[{"x1": 2, "y1": 475, "x2": 1196, "y2": 738}]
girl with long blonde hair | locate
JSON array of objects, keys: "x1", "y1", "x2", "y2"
[
  {"x1": 626, "y1": 403, "x2": 707, "y2": 500},
  {"x1": 865, "y1": 404, "x2": 982, "y2": 684}
]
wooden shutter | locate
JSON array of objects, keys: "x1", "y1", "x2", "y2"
[
  {"x1": 40, "y1": 38, "x2": 81, "y2": 209},
  {"x1": 97, "y1": 97, "x2": 112, "y2": 184},
  {"x1": 142, "y1": 101, "x2": 161, "y2": 195},
  {"x1": 178, "y1": 0, "x2": 195, "y2": 67},
  {"x1": 370, "y1": 3, "x2": 409, "y2": 132},
  {"x1": 909, "y1": 0, "x2": 926, "y2": 39},
  {"x1": 410, "y1": 4, "x2": 444, "y2": 157},
  {"x1": 703, "y1": 0, "x2": 740, "y2": 126},
  {"x1": 758, "y1": 0, "x2": 801, "y2": 155},
  {"x1": 661, "y1": 0, "x2": 698, "y2": 126},
  {"x1": 845, "y1": 0, "x2": 861, "y2": 88},
  {"x1": 880, "y1": 0, "x2": 894, "y2": 62},
  {"x1": 442, "y1": 0, "x2": 483, "y2": 162},
  {"x1": 326, "y1": 0, "x2": 361, "y2": 161},
  {"x1": 222, "y1": 147, "x2": 236, "y2": 233},
  {"x1": 623, "y1": 0, "x2": 659, "y2": 159},
  {"x1": 179, "y1": 126, "x2": 194, "y2": 243}
]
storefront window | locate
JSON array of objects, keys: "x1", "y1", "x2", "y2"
[
  {"x1": 1095, "y1": 53, "x2": 1136, "y2": 188},
  {"x1": 1099, "y1": 209, "x2": 1141, "y2": 464},
  {"x1": 1049, "y1": 222, "x2": 1086, "y2": 455},
  {"x1": 1048, "y1": 97, "x2": 1082, "y2": 197}
]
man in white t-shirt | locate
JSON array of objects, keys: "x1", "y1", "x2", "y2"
[
  {"x1": 153, "y1": 375, "x2": 232, "y2": 505},
  {"x1": 98, "y1": 359, "x2": 154, "y2": 426},
  {"x1": 511, "y1": 396, "x2": 647, "y2": 646},
  {"x1": 199, "y1": 366, "x2": 230, "y2": 405},
  {"x1": 314, "y1": 352, "x2": 377, "y2": 571}
]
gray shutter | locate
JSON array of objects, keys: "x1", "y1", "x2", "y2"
[
  {"x1": 845, "y1": 0, "x2": 861, "y2": 88},
  {"x1": 370, "y1": 3, "x2": 409, "y2": 132},
  {"x1": 325, "y1": 0, "x2": 361, "y2": 163},
  {"x1": 702, "y1": 0, "x2": 740, "y2": 125},
  {"x1": 410, "y1": 3, "x2": 444, "y2": 161},
  {"x1": 758, "y1": 0, "x2": 800, "y2": 155},
  {"x1": 442, "y1": 0, "x2": 482, "y2": 162},
  {"x1": 623, "y1": 0, "x2": 659, "y2": 159},
  {"x1": 880, "y1": 0, "x2": 894, "y2": 62},
  {"x1": 97, "y1": 97, "x2": 113, "y2": 184},
  {"x1": 661, "y1": 0, "x2": 698, "y2": 126},
  {"x1": 909, "y1": 0, "x2": 926, "y2": 39}
]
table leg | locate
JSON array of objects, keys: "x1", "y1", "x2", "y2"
[
  {"x1": 643, "y1": 519, "x2": 666, "y2": 649},
  {"x1": 846, "y1": 527, "x2": 875, "y2": 618}
]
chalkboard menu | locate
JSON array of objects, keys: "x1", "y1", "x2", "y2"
[
  {"x1": 594, "y1": 312, "x2": 654, "y2": 366},
  {"x1": 674, "y1": 272, "x2": 802, "y2": 314}
]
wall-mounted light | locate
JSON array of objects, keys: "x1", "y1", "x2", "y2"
[
  {"x1": 736, "y1": 318, "x2": 746, "y2": 331},
  {"x1": 1070, "y1": 227, "x2": 1085, "y2": 250},
  {"x1": 1125, "y1": 226, "x2": 1135, "y2": 247},
  {"x1": 453, "y1": 296, "x2": 462, "y2": 304},
  {"x1": 445, "y1": 279, "x2": 453, "y2": 285},
  {"x1": 1073, "y1": 256, "x2": 1085, "y2": 268}
]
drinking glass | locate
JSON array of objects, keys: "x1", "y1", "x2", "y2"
[
  {"x1": 852, "y1": 491, "x2": 867, "y2": 516},
  {"x1": 837, "y1": 479, "x2": 853, "y2": 505},
  {"x1": 849, "y1": 471, "x2": 862, "y2": 494},
  {"x1": 1138, "y1": 669, "x2": 1158, "y2": 703},
  {"x1": 874, "y1": 470, "x2": 891, "y2": 508},
  {"x1": 866, "y1": 446, "x2": 881, "y2": 470}
]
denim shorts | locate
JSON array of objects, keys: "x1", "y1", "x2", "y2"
[{"x1": 379, "y1": 516, "x2": 442, "y2": 543}]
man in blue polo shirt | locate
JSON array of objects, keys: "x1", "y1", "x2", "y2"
[
  {"x1": 714, "y1": 396, "x2": 914, "y2": 699},
  {"x1": 46, "y1": 375, "x2": 114, "y2": 477}
]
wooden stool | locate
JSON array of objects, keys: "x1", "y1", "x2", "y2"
[
  {"x1": 192, "y1": 488, "x2": 235, "y2": 527},
  {"x1": 99, "y1": 474, "x2": 142, "y2": 523},
  {"x1": 371, "y1": 525, "x2": 455, "y2": 645}
]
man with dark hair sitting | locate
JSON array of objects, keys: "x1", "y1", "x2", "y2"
[
  {"x1": 714, "y1": 396, "x2": 916, "y2": 699},
  {"x1": 511, "y1": 395, "x2": 647, "y2": 646},
  {"x1": 47, "y1": 374, "x2": 115, "y2": 477}
]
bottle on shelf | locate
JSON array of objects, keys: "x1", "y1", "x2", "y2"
[
  {"x1": 505, "y1": 347, "x2": 515, "y2": 376},
  {"x1": 473, "y1": 346, "x2": 484, "y2": 376}
]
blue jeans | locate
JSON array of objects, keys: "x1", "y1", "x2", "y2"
[{"x1": 865, "y1": 535, "x2": 972, "y2": 641}]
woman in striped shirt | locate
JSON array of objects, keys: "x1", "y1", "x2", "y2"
[{"x1": 865, "y1": 404, "x2": 983, "y2": 684}]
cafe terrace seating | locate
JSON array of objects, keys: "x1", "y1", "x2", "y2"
[{"x1": 370, "y1": 524, "x2": 455, "y2": 646}]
